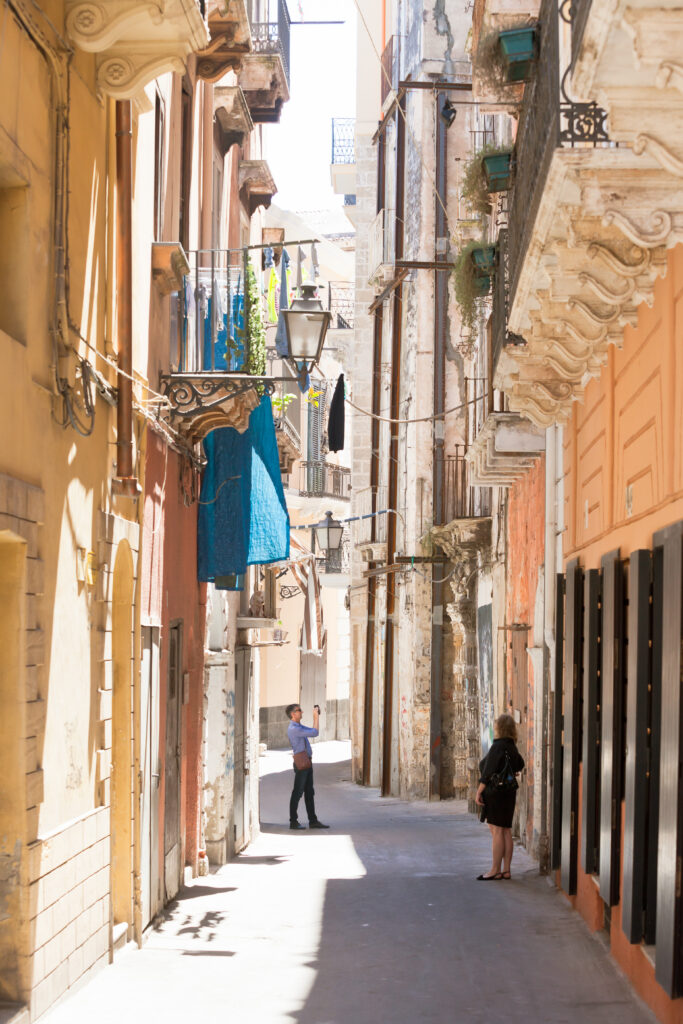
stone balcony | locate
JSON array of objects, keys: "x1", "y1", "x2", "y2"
[
  {"x1": 274, "y1": 414, "x2": 301, "y2": 475},
  {"x1": 491, "y1": 0, "x2": 683, "y2": 427},
  {"x1": 65, "y1": 0, "x2": 209, "y2": 99},
  {"x1": 238, "y1": 160, "x2": 277, "y2": 216},
  {"x1": 196, "y1": 0, "x2": 252, "y2": 82},
  {"x1": 238, "y1": 0, "x2": 291, "y2": 122},
  {"x1": 467, "y1": 412, "x2": 545, "y2": 486}
]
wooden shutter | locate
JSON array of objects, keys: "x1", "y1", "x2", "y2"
[
  {"x1": 599, "y1": 549, "x2": 624, "y2": 906},
  {"x1": 622, "y1": 549, "x2": 651, "y2": 943},
  {"x1": 581, "y1": 569, "x2": 601, "y2": 875},
  {"x1": 551, "y1": 573, "x2": 564, "y2": 871},
  {"x1": 654, "y1": 522, "x2": 683, "y2": 997},
  {"x1": 561, "y1": 559, "x2": 583, "y2": 895},
  {"x1": 645, "y1": 544, "x2": 663, "y2": 945}
]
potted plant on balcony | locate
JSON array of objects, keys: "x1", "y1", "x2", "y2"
[
  {"x1": 462, "y1": 144, "x2": 514, "y2": 217},
  {"x1": 453, "y1": 240, "x2": 498, "y2": 332},
  {"x1": 246, "y1": 260, "x2": 266, "y2": 380},
  {"x1": 474, "y1": 19, "x2": 538, "y2": 94}
]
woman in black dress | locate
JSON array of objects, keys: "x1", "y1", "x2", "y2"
[{"x1": 475, "y1": 713, "x2": 525, "y2": 880}]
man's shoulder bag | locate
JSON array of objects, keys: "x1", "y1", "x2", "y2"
[{"x1": 293, "y1": 750, "x2": 312, "y2": 770}]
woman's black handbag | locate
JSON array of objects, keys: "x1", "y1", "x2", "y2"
[{"x1": 490, "y1": 751, "x2": 519, "y2": 792}]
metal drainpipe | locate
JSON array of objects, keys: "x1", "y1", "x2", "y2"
[
  {"x1": 113, "y1": 100, "x2": 140, "y2": 497},
  {"x1": 381, "y1": 94, "x2": 405, "y2": 798},
  {"x1": 429, "y1": 92, "x2": 448, "y2": 800},
  {"x1": 362, "y1": 306, "x2": 384, "y2": 786},
  {"x1": 362, "y1": 130, "x2": 386, "y2": 787}
]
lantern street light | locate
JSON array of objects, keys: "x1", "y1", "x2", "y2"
[
  {"x1": 278, "y1": 282, "x2": 332, "y2": 387},
  {"x1": 313, "y1": 511, "x2": 344, "y2": 556}
]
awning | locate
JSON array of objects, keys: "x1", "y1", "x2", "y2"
[{"x1": 288, "y1": 534, "x2": 325, "y2": 656}]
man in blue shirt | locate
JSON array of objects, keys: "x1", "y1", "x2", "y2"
[{"x1": 286, "y1": 703, "x2": 330, "y2": 830}]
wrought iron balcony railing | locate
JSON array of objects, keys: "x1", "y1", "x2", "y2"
[
  {"x1": 299, "y1": 461, "x2": 351, "y2": 501},
  {"x1": 328, "y1": 282, "x2": 354, "y2": 329},
  {"x1": 506, "y1": 0, "x2": 611, "y2": 312},
  {"x1": 274, "y1": 412, "x2": 301, "y2": 452},
  {"x1": 249, "y1": 0, "x2": 291, "y2": 87},
  {"x1": 380, "y1": 35, "x2": 399, "y2": 106},
  {"x1": 331, "y1": 118, "x2": 355, "y2": 165},
  {"x1": 443, "y1": 447, "x2": 492, "y2": 522},
  {"x1": 317, "y1": 531, "x2": 351, "y2": 575},
  {"x1": 354, "y1": 487, "x2": 388, "y2": 546},
  {"x1": 367, "y1": 209, "x2": 395, "y2": 286}
]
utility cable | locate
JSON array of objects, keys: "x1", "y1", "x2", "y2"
[{"x1": 345, "y1": 391, "x2": 480, "y2": 424}]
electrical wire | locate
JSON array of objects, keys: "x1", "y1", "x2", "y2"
[{"x1": 345, "y1": 391, "x2": 479, "y2": 424}]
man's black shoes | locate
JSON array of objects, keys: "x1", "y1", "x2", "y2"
[
  {"x1": 289, "y1": 822, "x2": 306, "y2": 830},
  {"x1": 309, "y1": 820, "x2": 330, "y2": 829}
]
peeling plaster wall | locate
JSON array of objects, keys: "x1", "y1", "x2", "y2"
[{"x1": 505, "y1": 456, "x2": 546, "y2": 852}]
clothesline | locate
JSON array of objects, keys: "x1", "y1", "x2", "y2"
[{"x1": 345, "y1": 392, "x2": 482, "y2": 424}]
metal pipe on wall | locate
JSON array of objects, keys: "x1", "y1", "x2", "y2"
[
  {"x1": 362, "y1": 129, "x2": 386, "y2": 787},
  {"x1": 381, "y1": 94, "x2": 405, "y2": 797},
  {"x1": 113, "y1": 100, "x2": 140, "y2": 497},
  {"x1": 429, "y1": 91, "x2": 448, "y2": 800}
]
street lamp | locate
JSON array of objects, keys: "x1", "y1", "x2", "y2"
[
  {"x1": 278, "y1": 282, "x2": 332, "y2": 386},
  {"x1": 440, "y1": 98, "x2": 457, "y2": 128},
  {"x1": 313, "y1": 511, "x2": 344, "y2": 556}
]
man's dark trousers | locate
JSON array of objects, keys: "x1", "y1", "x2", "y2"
[{"x1": 290, "y1": 765, "x2": 317, "y2": 824}]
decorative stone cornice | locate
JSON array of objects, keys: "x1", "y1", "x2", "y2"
[
  {"x1": 467, "y1": 413, "x2": 545, "y2": 486},
  {"x1": 65, "y1": 0, "x2": 209, "y2": 99},
  {"x1": 196, "y1": 0, "x2": 252, "y2": 82},
  {"x1": 213, "y1": 86, "x2": 253, "y2": 152},
  {"x1": 151, "y1": 242, "x2": 190, "y2": 296},
  {"x1": 238, "y1": 160, "x2": 277, "y2": 216},
  {"x1": 431, "y1": 517, "x2": 491, "y2": 564}
]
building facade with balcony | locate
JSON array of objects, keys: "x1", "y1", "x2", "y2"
[
  {"x1": 348, "y1": 0, "x2": 503, "y2": 803},
  {"x1": 460, "y1": 0, "x2": 683, "y2": 1015},
  {"x1": 0, "y1": 0, "x2": 296, "y2": 1017}
]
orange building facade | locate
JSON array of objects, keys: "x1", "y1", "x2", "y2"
[{"x1": 555, "y1": 246, "x2": 683, "y2": 1022}]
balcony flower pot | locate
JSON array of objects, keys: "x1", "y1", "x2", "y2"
[
  {"x1": 474, "y1": 20, "x2": 538, "y2": 97},
  {"x1": 453, "y1": 241, "x2": 497, "y2": 333},
  {"x1": 471, "y1": 245, "x2": 498, "y2": 276},
  {"x1": 482, "y1": 151, "x2": 513, "y2": 193},
  {"x1": 462, "y1": 146, "x2": 514, "y2": 217},
  {"x1": 498, "y1": 27, "x2": 537, "y2": 83}
]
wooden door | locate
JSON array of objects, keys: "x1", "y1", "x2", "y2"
[
  {"x1": 234, "y1": 648, "x2": 251, "y2": 852},
  {"x1": 141, "y1": 626, "x2": 161, "y2": 927},
  {"x1": 164, "y1": 622, "x2": 182, "y2": 901}
]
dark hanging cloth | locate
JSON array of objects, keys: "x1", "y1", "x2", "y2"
[{"x1": 327, "y1": 373, "x2": 345, "y2": 452}]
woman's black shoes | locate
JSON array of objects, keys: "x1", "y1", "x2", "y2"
[{"x1": 476, "y1": 872, "x2": 503, "y2": 880}]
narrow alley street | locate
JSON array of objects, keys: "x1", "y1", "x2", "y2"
[{"x1": 39, "y1": 743, "x2": 653, "y2": 1024}]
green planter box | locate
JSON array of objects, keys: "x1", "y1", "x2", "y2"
[
  {"x1": 482, "y1": 152, "x2": 513, "y2": 193},
  {"x1": 470, "y1": 245, "x2": 497, "y2": 277},
  {"x1": 498, "y1": 27, "x2": 537, "y2": 83},
  {"x1": 472, "y1": 275, "x2": 492, "y2": 297}
]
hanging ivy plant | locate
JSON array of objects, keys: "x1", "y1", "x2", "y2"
[
  {"x1": 461, "y1": 144, "x2": 513, "y2": 218},
  {"x1": 452, "y1": 240, "x2": 496, "y2": 334},
  {"x1": 246, "y1": 260, "x2": 266, "y2": 380}
]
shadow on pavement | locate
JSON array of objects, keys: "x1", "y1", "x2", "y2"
[{"x1": 259, "y1": 757, "x2": 653, "y2": 1024}]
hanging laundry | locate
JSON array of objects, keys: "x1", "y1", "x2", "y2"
[
  {"x1": 263, "y1": 245, "x2": 274, "y2": 269},
  {"x1": 274, "y1": 247, "x2": 291, "y2": 357},
  {"x1": 327, "y1": 373, "x2": 345, "y2": 452},
  {"x1": 197, "y1": 395, "x2": 290, "y2": 582},
  {"x1": 289, "y1": 535, "x2": 325, "y2": 655},
  {"x1": 267, "y1": 266, "x2": 279, "y2": 324},
  {"x1": 310, "y1": 241, "x2": 320, "y2": 280}
]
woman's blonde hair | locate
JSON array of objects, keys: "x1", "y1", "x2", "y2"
[{"x1": 495, "y1": 713, "x2": 518, "y2": 742}]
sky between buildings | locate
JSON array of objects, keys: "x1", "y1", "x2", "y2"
[{"x1": 265, "y1": 0, "x2": 357, "y2": 229}]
